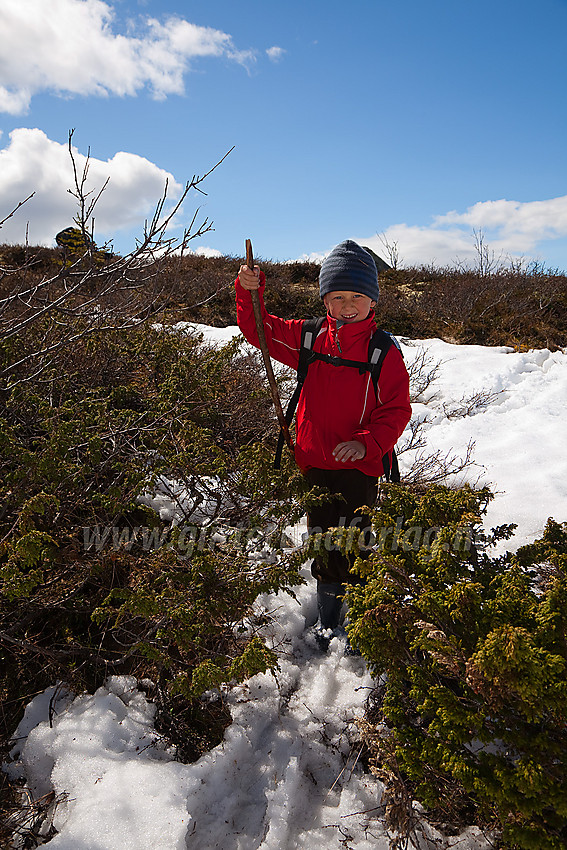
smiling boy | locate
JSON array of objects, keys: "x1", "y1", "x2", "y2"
[{"x1": 236, "y1": 239, "x2": 411, "y2": 648}]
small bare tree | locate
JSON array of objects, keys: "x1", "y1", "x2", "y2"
[
  {"x1": 0, "y1": 131, "x2": 233, "y2": 387},
  {"x1": 377, "y1": 231, "x2": 400, "y2": 269},
  {"x1": 471, "y1": 228, "x2": 506, "y2": 278}
]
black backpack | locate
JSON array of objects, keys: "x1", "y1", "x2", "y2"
[{"x1": 274, "y1": 316, "x2": 401, "y2": 481}]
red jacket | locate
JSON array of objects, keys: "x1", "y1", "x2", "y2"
[{"x1": 235, "y1": 274, "x2": 411, "y2": 477}]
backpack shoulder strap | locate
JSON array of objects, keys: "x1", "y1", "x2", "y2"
[
  {"x1": 368, "y1": 329, "x2": 403, "y2": 484},
  {"x1": 298, "y1": 316, "x2": 325, "y2": 380},
  {"x1": 274, "y1": 316, "x2": 325, "y2": 469},
  {"x1": 367, "y1": 328, "x2": 396, "y2": 392}
]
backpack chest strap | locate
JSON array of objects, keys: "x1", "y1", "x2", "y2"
[{"x1": 306, "y1": 349, "x2": 382, "y2": 376}]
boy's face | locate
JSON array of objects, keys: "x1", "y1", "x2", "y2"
[{"x1": 323, "y1": 290, "x2": 376, "y2": 323}]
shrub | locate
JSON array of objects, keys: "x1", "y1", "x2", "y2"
[
  {"x1": 0, "y1": 319, "x2": 307, "y2": 771},
  {"x1": 338, "y1": 485, "x2": 567, "y2": 849}
]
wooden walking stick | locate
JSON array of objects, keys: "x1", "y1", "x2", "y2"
[{"x1": 245, "y1": 239, "x2": 295, "y2": 457}]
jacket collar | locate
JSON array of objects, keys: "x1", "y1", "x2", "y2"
[{"x1": 325, "y1": 310, "x2": 376, "y2": 339}]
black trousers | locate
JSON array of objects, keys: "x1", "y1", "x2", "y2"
[{"x1": 306, "y1": 467, "x2": 378, "y2": 585}]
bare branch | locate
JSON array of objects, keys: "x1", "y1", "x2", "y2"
[{"x1": 0, "y1": 192, "x2": 35, "y2": 231}]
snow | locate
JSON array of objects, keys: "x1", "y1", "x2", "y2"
[
  {"x1": 399, "y1": 338, "x2": 567, "y2": 547},
  {"x1": 5, "y1": 325, "x2": 567, "y2": 849},
  {"x1": 9, "y1": 679, "x2": 193, "y2": 849},
  {"x1": 6, "y1": 584, "x2": 492, "y2": 849}
]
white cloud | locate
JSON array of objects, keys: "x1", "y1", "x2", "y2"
[
  {"x1": 292, "y1": 251, "x2": 325, "y2": 264},
  {"x1": 0, "y1": 128, "x2": 181, "y2": 246},
  {"x1": 193, "y1": 246, "x2": 223, "y2": 258},
  {"x1": 266, "y1": 46, "x2": 286, "y2": 62},
  {"x1": 0, "y1": 0, "x2": 255, "y2": 114},
  {"x1": 436, "y1": 197, "x2": 567, "y2": 246},
  {"x1": 357, "y1": 194, "x2": 567, "y2": 268}
]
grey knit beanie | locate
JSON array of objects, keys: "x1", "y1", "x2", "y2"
[{"x1": 319, "y1": 240, "x2": 379, "y2": 302}]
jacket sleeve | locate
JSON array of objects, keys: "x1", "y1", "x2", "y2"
[
  {"x1": 353, "y1": 345, "x2": 411, "y2": 467},
  {"x1": 235, "y1": 273, "x2": 303, "y2": 370}
]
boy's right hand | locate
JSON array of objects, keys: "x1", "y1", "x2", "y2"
[{"x1": 238, "y1": 264, "x2": 261, "y2": 290}]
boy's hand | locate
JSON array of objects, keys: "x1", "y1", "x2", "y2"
[
  {"x1": 238, "y1": 264, "x2": 261, "y2": 290},
  {"x1": 332, "y1": 440, "x2": 366, "y2": 463}
]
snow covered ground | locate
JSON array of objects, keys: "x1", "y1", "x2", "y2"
[{"x1": 5, "y1": 327, "x2": 567, "y2": 849}]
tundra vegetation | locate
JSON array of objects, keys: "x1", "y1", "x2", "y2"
[{"x1": 1, "y1": 179, "x2": 566, "y2": 846}]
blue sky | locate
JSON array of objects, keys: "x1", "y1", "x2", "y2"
[{"x1": 1, "y1": 0, "x2": 567, "y2": 270}]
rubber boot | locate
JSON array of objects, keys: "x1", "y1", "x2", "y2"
[
  {"x1": 344, "y1": 624, "x2": 362, "y2": 657},
  {"x1": 314, "y1": 582, "x2": 344, "y2": 651}
]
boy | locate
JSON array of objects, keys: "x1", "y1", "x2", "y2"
[{"x1": 236, "y1": 240, "x2": 411, "y2": 648}]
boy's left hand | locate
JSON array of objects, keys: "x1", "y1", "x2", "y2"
[{"x1": 332, "y1": 440, "x2": 366, "y2": 463}]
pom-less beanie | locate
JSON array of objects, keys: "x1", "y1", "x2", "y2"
[{"x1": 319, "y1": 240, "x2": 379, "y2": 303}]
